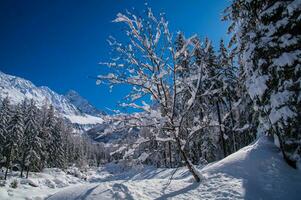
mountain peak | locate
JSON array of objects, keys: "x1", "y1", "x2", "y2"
[
  {"x1": 65, "y1": 89, "x2": 105, "y2": 117},
  {"x1": 66, "y1": 89, "x2": 79, "y2": 96}
]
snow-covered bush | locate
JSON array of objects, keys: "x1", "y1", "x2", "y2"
[
  {"x1": 10, "y1": 179, "x2": 18, "y2": 188},
  {"x1": 0, "y1": 180, "x2": 6, "y2": 187}
]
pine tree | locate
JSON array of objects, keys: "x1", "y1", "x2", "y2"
[
  {"x1": 37, "y1": 102, "x2": 51, "y2": 169},
  {"x1": 175, "y1": 32, "x2": 190, "y2": 77},
  {"x1": 20, "y1": 100, "x2": 42, "y2": 178},
  {"x1": 217, "y1": 39, "x2": 238, "y2": 153},
  {"x1": 236, "y1": 68, "x2": 258, "y2": 149},
  {"x1": 19, "y1": 99, "x2": 29, "y2": 177},
  {"x1": 204, "y1": 38, "x2": 227, "y2": 158},
  {"x1": 225, "y1": 0, "x2": 301, "y2": 168},
  {"x1": 4, "y1": 104, "x2": 24, "y2": 179},
  {"x1": 44, "y1": 104, "x2": 57, "y2": 167},
  {"x1": 0, "y1": 97, "x2": 12, "y2": 165},
  {"x1": 51, "y1": 121, "x2": 66, "y2": 169},
  {"x1": 190, "y1": 37, "x2": 218, "y2": 163},
  {"x1": 204, "y1": 37, "x2": 219, "y2": 78},
  {"x1": 61, "y1": 124, "x2": 74, "y2": 168}
]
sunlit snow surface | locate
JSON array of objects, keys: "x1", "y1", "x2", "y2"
[{"x1": 42, "y1": 136, "x2": 301, "y2": 200}]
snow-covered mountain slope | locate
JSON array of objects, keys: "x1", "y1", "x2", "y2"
[
  {"x1": 65, "y1": 90, "x2": 105, "y2": 117},
  {"x1": 47, "y1": 136, "x2": 301, "y2": 200},
  {"x1": 0, "y1": 71, "x2": 79, "y2": 115},
  {"x1": 0, "y1": 71, "x2": 103, "y2": 129}
]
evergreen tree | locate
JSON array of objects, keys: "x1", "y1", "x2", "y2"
[
  {"x1": 44, "y1": 104, "x2": 57, "y2": 167},
  {"x1": 0, "y1": 97, "x2": 11, "y2": 164},
  {"x1": 20, "y1": 100, "x2": 42, "y2": 178},
  {"x1": 204, "y1": 38, "x2": 227, "y2": 158},
  {"x1": 217, "y1": 39, "x2": 238, "y2": 154},
  {"x1": 225, "y1": 0, "x2": 301, "y2": 167},
  {"x1": 191, "y1": 37, "x2": 218, "y2": 163},
  {"x1": 51, "y1": 121, "x2": 66, "y2": 169},
  {"x1": 4, "y1": 104, "x2": 24, "y2": 179},
  {"x1": 175, "y1": 32, "x2": 190, "y2": 77},
  {"x1": 37, "y1": 102, "x2": 51, "y2": 169},
  {"x1": 235, "y1": 67, "x2": 258, "y2": 149}
]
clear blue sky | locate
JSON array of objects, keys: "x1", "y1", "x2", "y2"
[{"x1": 0, "y1": 0, "x2": 229, "y2": 112}]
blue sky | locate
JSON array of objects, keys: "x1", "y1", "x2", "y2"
[{"x1": 0, "y1": 0, "x2": 229, "y2": 112}]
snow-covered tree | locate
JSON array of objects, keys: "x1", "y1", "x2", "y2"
[
  {"x1": 43, "y1": 104, "x2": 57, "y2": 167},
  {"x1": 225, "y1": 0, "x2": 301, "y2": 168},
  {"x1": 191, "y1": 37, "x2": 219, "y2": 162},
  {"x1": 208, "y1": 38, "x2": 228, "y2": 157},
  {"x1": 4, "y1": 103, "x2": 24, "y2": 179},
  {"x1": 36, "y1": 102, "x2": 52, "y2": 169},
  {"x1": 20, "y1": 100, "x2": 42, "y2": 177},
  {"x1": 0, "y1": 97, "x2": 12, "y2": 165},
  {"x1": 97, "y1": 8, "x2": 211, "y2": 182},
  {"x1": 51, "y1": 121, "x2": 66, "y2": 169},
  {"x1": 217, "y1": 39, "x2": 239, "y2": 154}
]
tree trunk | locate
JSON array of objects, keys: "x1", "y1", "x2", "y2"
[
  {"x1": 168, "y1": 141, "x2": 172, "y2": 168},
  {"x1": 228, "y1": 94, "x2": 237, "y2": 153},
  {"x1": 20, "y1": 153, "x2": 27, "y2": 178},
  {"x1": 175, "y1": 137, "x2": 201, "y2": 182},
  {"x1": 26, "y1": 165, "x2": 30, "y2": 178},
  {"x1": 164, "y1": 143, "x2": 167, "y2": 167},
  {"x1": 274, "y1": 128, "x2": 297, "y2": 169},
  {"x1": 216, "y1": 101, "x2": 227, "y2": 157},
  {"x1": 20, "y1": 167, "x2": 24, "y2": 178},
  {"x1": 4, "y1": 147, "x2": 12, "y2": 180},
  {"x1": 4, "y1": 166, "x2": 9, "y2": 180}
]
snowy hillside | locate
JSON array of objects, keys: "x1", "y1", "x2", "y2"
[
  {"x1": 41, "y1": 136, "x2": 300, "y2": 200},
  {"x1": 0, "y1": 71, "x2": 104, "y2": 128}
]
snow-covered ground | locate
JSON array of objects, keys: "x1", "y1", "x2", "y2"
[
  {"x1": 1, "y1": 136, "x2": 300, "y2": 200},
  {"x1": 0, "y1": 168, "x2": 87, "y2": 200},
  {"x1": 47, "y1": 136, "x2": 301, "y2": 200}
]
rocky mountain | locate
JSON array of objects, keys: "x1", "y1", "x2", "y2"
[
  {"x1": 0, "y1": 71, "x2": 104, "y2": 131},
  {"x1": 65, "y1": 90, "x2": 106, "y2": 117}
]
